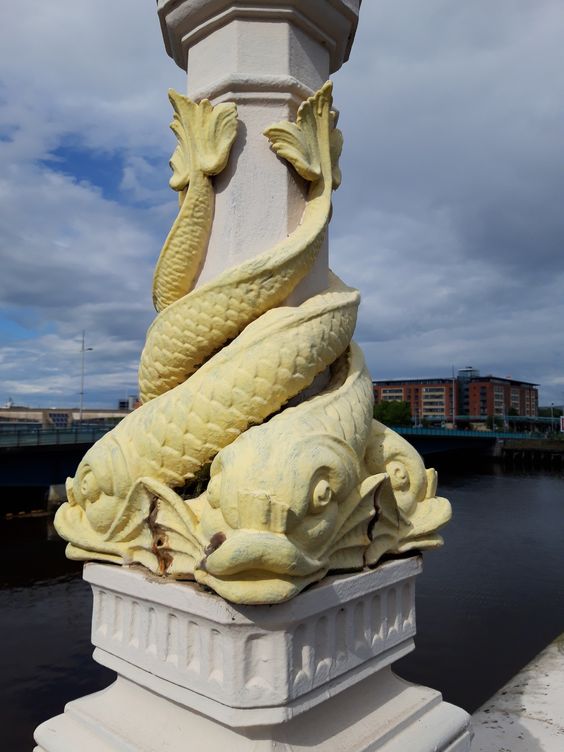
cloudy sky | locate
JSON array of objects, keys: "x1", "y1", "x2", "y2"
[{"x1": 0, "y1": 0, "x2": 563, "y2": 409}]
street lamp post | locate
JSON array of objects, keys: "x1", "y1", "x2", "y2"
[{"x1": 79, "y1": 331, "x2": 93, "y2": 424}]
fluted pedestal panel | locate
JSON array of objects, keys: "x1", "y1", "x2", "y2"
[{"x1": 34, "y1": 558, "x2": 472, "y2": 751}]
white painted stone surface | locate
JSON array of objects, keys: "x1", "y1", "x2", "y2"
[
  {"x1": 34, "y1": 4, "x2": 475, "y2": 750},
  {"x1": 88, "y1": 558, "x2": 419, "y2": 723},
  {"x1": 157, "y1": 0, "x2": 362, "y2": 75},
  {"x1": 34, "y1": 671, "x2": 472, "y2": 752},
  {"x1": 156, "y1": 0, "x2": 361, "y2": 302},
  {"x1": 472, "y1": 633, "x2": 564, "y2": 751},
  {"x1": 34, "y1": 557, "x2": 473, "y2": 751}
]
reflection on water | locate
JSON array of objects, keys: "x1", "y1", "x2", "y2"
[
  {"x1": 1, "y1": 462, "x2": 563, "y2": 748},
  {"x1": 397, "y1": 461, "x2": 564, "y2": 712},
  {"x1": 0, "y1": 517, "x2": 114, "y2": 749}
]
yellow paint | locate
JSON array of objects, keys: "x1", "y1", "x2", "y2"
[
  {"x1": 365, "y1": 422, "x2": 452, "y2": 566},
  {"x1": 138, "y1": 81, "x2": 339, "y2": 403},
  {"x1": 152, "y1": 91, "x2": 238, "y2": 314},
  {"x1": 191, "y1": 345, "x2": 387, "y2": 604},
  {"x1": 54, "y1": 82, "x2": 451, "y2": 604}
]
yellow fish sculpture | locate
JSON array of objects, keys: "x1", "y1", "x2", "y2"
[{"x1": 55, "y1": 82, "x2": 451, "y2": 604}]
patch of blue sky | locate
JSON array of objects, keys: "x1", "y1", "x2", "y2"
[
  {"x1": 39, "y1": 142, "x2": 168, "y2": 208},
  {"x1": 0, "y1": 311, "x2": 47, "y2": 343},
  {"x1": 39, "y1": 143, "x2": 124, "y2": 202}
]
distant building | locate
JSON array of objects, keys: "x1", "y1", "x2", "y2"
[
  {"x1": 118, "y1": 395, "x2": 140, "y2": 411},
  {"x1": 373, "y1": 378, "x2": 458, "y2": 423},
  {"x1": 466, "y1": 375, "x2": 538, "y2": 418},
  {"x1": 0, "y1": 406, "x2": 131, "y2": 429},
  {"x1": 457, "y1": 366, "x2": 480, "y2": 416},
  {"x1": 373, "y1": 367, "x2": 539, "y2": 423}
]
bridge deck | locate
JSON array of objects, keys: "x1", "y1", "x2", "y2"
[
  {"x1": 390, "y1": 426, "x2": 541, "y2": 440},
  {"x1": 0, "y1": 427, "x2": 110, "y2": 449},
  {"x1": 0, "y1": 424, "x2": 544, "y2": 449}
]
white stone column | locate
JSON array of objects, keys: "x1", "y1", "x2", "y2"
[
  {"x1": 34, "y1": 4, "x2": 474, "y2": 750},
  {"x1": 157, "y1": 0, "x2": 361, "y2": 303}
]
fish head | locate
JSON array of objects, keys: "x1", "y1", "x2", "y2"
[
  {"x1": 365, "y1": 421, "x2": 452, "y2": 567},
  {"x1": 369, "y1": 421, "x2": 430, "y2": 518},
  {"x1": 195, "y1": 429, "x2": 365, "y2": 603},
  {"x1": 64, "y1": 437, "x2": 132, "y2": 536}
]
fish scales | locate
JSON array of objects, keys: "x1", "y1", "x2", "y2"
[
  {"x1": 139, "y1": 229, "x2": 326, "y2": 402},
  {"x1": 56, "y1": 83, "x2": 399, "y2": 598},
  {"x1": 107, "y1": 285, "x2": 359, "y2": 488},
  {"x1": 153, "y1": 172, "x2": 214, "y2": 312}
]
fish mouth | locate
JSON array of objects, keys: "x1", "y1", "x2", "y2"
[
  {"x1": 199, "y1": 530, "x2": 323, "y2": 577},
  {"x1": 195, "y1": 568, "x2": 327, "y2": 605},
  {"x1": 194, "y1": 531, "x2": 327, "y2": 604}
]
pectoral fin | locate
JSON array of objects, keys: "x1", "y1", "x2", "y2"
[{"x1": 128, "y1": 476, "x2": 203, "y2": 577}]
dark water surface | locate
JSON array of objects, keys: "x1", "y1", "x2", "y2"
[
  {"x1": 397, "y1": 461, "x2": 564, "y2": 711},
  {"x1": 1, "y1": 462, "x2": 563, "y2": 750}
]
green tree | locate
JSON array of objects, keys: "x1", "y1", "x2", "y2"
[
  {"x1": 539, "y1": 406, "x2": 563, "y2": 418},
  {"x1": 486, "y1": 414, "x2": 504, "y2": 430},
  {"x1": 374, "y1": 400, "x2": 412, "y2": 426}
]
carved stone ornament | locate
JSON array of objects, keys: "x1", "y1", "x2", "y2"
[{"x1": 54, "y1": 82, "x2": 452, "y2": 604}]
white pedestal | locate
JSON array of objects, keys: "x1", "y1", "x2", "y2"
[{"x1": 34, "y1": 557, "x2": 473, "y2": 751}]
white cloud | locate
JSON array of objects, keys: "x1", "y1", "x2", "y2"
[
  {"x1": 330, "y1": 0, "x2": 564, "y2": 403},
  {"x1": 0, "y1": 0, "x2": 563, "y2": 408},
  {"x1": 0, "y1": 1, "x2": 185, "y2": 407}
]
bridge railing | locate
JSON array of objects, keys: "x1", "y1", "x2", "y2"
[
  {"x1": 0, "y1": 426, "x2": 111, "y2": 448},
  {"x1": 389, "y1": 426, "x2": 542, "y2": 440},
  {"x1": 0, "y1": 423, "x2": 546, "y2": 448}
]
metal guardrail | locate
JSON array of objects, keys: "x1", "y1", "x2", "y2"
[
  {"x1": 390, "y1": 426, "x2": 543, "y2": 440},
  {"x1": 376, "y1": 415, "x2": 558, "y2": 425},
  {"x1": 0, "y1": 426, "x2": 111, "y2": 448},
  {"x1": 0, "y1": 423, "x2": 548, "y2": 448}
]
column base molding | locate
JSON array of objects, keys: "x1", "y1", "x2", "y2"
[
  {"x1": 34, "y1": 670, "x2": 472, "y2": 752},
  {"x1": 34, "y1": 559, "x2": 472, "y2": 751}
]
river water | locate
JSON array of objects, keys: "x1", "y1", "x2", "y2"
[{"x1": 1, "y1": 461, "x2": 563, "y2": 749}]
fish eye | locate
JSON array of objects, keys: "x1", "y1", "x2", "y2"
[
  {"x1": 310, "y1": 479, "x2": 332, "y2": 514},
  {"x1": 80, "y1": 469, "x2": 100, "y2": 503},
  {"x1": 389, "y1": 461, "x2": 409, "y2": 491}
]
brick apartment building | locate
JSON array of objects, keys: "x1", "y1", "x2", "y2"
[
  {"x1": 466, "y1": 377, "x2": 538, "y2": 418},
  {"x1": 373, "y1": 378, "x2": 458, "y2": 422},
  {"x1": 373, "y1": 368, "x2": 538, "y2": 422}
]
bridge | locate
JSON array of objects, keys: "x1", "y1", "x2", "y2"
[
  {"x1": 0, "y1": 425, "x2": 111, "y2": 449},
  {"x1": 0, "y1": 426, "x2": 113, "y2": 493},
  {"x1": 0, "y1": 423, "x2": 546, "y2": 492},
  {"x1": 389, "y1": 426, "x2": 543, "y2": 456},
  {"x1": 0, "y1": 423, "x2": 543, "y2": 450}
]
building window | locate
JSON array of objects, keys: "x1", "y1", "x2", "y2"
[{"x1": 48, "y1": 413, "x2": 69, "y2": 428}]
